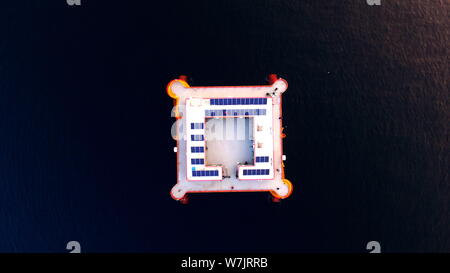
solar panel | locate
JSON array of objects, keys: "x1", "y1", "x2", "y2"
[
  {"x1": 205, "y1": 109, "x2": 267, "y2": 117},
  {"x1": 242, "y1": 169, "x2": 271, "y2": 176},
  {"x1": 191, "y1": 146, "x2": 204, "y2": 153},
  {"x1": 191, "y1": 123, "x2": 204, "y2": 129},
  {"x1": 256, "y1": 156, "x2": 265, "y2": 162},
  {"x1": 191, "y1": 158, "x2": 205, "y2": 165},
  {"x1": 192, "y1": 169, "x2": 219, "y2": 177},
  {"x1": 209, "y1": 98, "x2": 268, "y2": 106},
  {"x1": 191, "y1": 135, "x2": 204, "y2": 141}
]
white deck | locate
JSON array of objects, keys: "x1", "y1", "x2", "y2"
[{"x1": 169, "y1": 79, "x2": 290, "y2": 200}]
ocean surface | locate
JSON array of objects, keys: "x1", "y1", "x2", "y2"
[{"x1": 0, "y1": 1, "x2": 448, "y2": 252}]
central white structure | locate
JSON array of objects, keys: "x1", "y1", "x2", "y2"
[{"x1": 167, "y1": 76, "x2": 292, "y2": 202}]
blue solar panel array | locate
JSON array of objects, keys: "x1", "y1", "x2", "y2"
[
  {"x1": 205, "y1": 109, "x2": 266, "y2": 117},
  {"x1": 191, "y1": 146, "x2": 204, "y2": 153},
  {"x1": 243, "y1": 169, "x2": 270, "y2": 176},
  {"x1": 191, "y1": 158, "x2": 204, "y2": 165},
  {"x1": 191, "y1": 123, "x2": 204, "y2": 129},
  {"x1": 193, "y1": 170, "x2": 219, "y2": 177},
  {"x1": 256, "y1": 156, "x2": 269, "y2": 163},
  {"x1": 191, "y1": 135, "x2": 204, "y2": 141},
  {"x1": 210, "y1": 98, "x2": 267, "y2": 105}
]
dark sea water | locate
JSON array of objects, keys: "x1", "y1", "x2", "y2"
[{"x1": 0, "y1": 1, "x2": 448, "y2": 252}]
